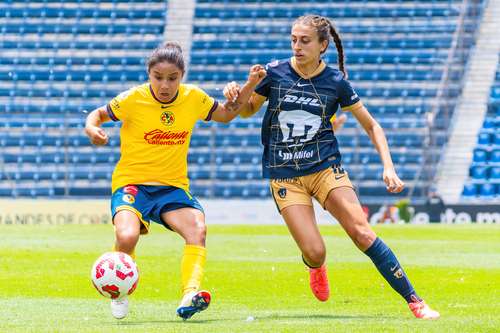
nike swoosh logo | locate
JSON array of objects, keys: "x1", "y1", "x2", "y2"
[
  {"x1": 161, "y1": 105, "x2": 171, "y2": 109},
  {"x1": 297, "y1": 83, "x2": 310, "y2": 87},
  {"x1": 334, "y1": 175, "x2": 345, "y2": 180},
  {"x1": 390, "y1": 264, "x2": 398, "y2": 272}
]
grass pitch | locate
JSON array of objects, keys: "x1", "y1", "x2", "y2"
[{"x1": 0, "y1": 223, "x2": 498, "y2": 332}]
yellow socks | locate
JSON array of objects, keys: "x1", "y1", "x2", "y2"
[
  {"x1": 181, "y1": 244, "x2": 206, "y2": 295},
  {"x1": 112, "y1": 244, "x2": 136, "y2": 261}
]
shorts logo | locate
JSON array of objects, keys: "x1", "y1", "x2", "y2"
[
  {"x1": 334, "y1": 174, "x2": 345, "y2": 181},
  {"x1": 278, "y1": 188, "x2": 287, "y2": 199},
  {"x1": 160, "y1": 111, "x2": 175, "y2": 126},
  {"x1": 123, "y1": 185, "x2": 138, "y2": 196},
  {"x1": 122, "y1": 194, "x2": 135, "y2": 204}
]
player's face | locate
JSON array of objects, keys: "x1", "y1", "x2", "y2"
[
  {"x1": 148, "y1": 62, "x2": 183, "y2": 103},
  {"x1": 291, "y1": 24, "x2": 328, "y2": 66}
]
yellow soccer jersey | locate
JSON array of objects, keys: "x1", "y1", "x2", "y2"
[{"x1": 106, "y1": 83, "x2": 218, "y2": 193}]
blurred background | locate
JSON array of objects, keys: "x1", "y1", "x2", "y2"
[{"x1": 0, "y1": 0, "x2": 498, "y2": 224}]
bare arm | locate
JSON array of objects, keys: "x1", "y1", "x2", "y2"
[
  {"x1": 222, "y1": 65, "x2": 268, "y2": 119},
  {"x1": 84, "y1": 106, "x2": 111, "y2": 145},
  {"x1": 210, "y1": 65, "x2": 267, "y2": 123},
  {"x1": 239, "y1": 92, "x2": 267, "y2": 118},
  {"x1": 350, "y1": 104, "x2": 404, "y2": 193}
]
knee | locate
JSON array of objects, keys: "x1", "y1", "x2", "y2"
[
  {"x1": 116, "y1": 228, "x2": 139, "y2": 248},
  {"x1": 349, "y1": 223, "x2": 376, "y2": 250},
  {"x1": 303, "y1": 244, "x2": 326, "y2": 266},
  {"x1": 194, "y1": 221, "x2": 207, "y2": 244},
  {"x1": 186, "y1": 219, "x2": 207, "y2": 245}
]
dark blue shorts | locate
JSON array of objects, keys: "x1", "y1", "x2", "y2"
[{"x1": 111, "y1": 185, "x2": 204, "y2": 234}]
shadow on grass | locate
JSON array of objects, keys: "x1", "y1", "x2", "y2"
[{"x1": 115, "y1": 313, "x2": 381, "y2": 326}]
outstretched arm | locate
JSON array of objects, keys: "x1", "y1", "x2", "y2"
[
  {"x1": 350, "y1": 104, "x2": 404, "y2": 193},
  {"x1": 222, "y1": 65, "x2": 268, "y2": 119},
  {"x1": 210, "y1": 65, "x2": 267, "y2": 123},
  {"x1": 84, "y1": 106, "x2": 111, "y2": 145}
]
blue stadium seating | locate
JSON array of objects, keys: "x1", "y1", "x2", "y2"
[
  {"x1": 1, "y1": 23, "x2": 163, "y2": 34},
  {"x1": 462, "y1": 60, "x2": 500, "y2": 199},
  {"x1": 194, "y1": 7, "x2": 460, "y2": 19},
  {"x1": 0, "y1": 0, "x2": 486, "y2": 201},
  {"x1": 0, "y1": 0, "x2": 167, "y2": 198},
  {"x1": 191, "y1": 38, "x2": 473, "y2": 50},
  {"x1": 462, "y1": 183, "x2": 478, "y2": 197},
  {"x1": 188, "y1": 0, "x2": 483, "y2": 201},
  {"x1": 0, "y1": 7, "x2": 165, "y2": 19},
  {"x1": 479, "y1": 183, "x2": 496, "y2": 198},
  {"x1": 193, "y1": 23, "x2": 478, "y2": 35}
]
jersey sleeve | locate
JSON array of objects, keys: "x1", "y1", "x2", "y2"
[
  {"x1": 106, "y1": 88, "x2": 135, "y2": 121},
  {"x1": 337, "y1": 78, "x2": 362, "y2": 112},
  {"x1": 194, "y1": 87, "x2": 219, "y2": 121},
  {"x1": 254, "y1": 63, "x2": 273, "y2": 98}
]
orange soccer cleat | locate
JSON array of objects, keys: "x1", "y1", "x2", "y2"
[
  {"x1": 309, "y1": 264, "x2": 330, "y2": 302},
  {"x1": 409, "y1": 300, "x2": 440, "y2": 320}
]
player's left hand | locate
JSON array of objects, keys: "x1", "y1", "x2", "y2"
[
  {"x1": 332, "y1": 113, "x2": 347, "y2": 132},
  {"x1": 248, "y1": 64, "x2": 267, "y2": 86},
  {"x1": 383, "y1": 168, "x2": 405, "y2": 193},
  {"x1": 223, "y1": 81, "x2": 240, "y2": 102}
]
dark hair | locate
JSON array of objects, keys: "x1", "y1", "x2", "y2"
[
  {"x1": 147, "y1": 41, "x2": 185, "y2": 73},
  {"x1": 293, "y1": 15, "x2": 347, "y2": 78}
]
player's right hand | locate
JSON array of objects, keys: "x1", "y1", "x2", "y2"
[
  {"x1": 85, "y1": 125, "x2": 109, "y2": 146},
  {"x1": 223, "y1": 81, "x2": 241, "y2": 102},
  {"x1": 248, "y1": 64, "x2": 267, "y2": 86}
]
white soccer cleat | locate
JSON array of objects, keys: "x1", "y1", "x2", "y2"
[
  {"x1": 176, "y1": 290, "x2": 211, "y2": 320},
  {"x1": 110, "y1": 297, "x2": 129, "y2": 319}
]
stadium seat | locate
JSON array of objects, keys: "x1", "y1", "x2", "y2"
[
  {"x1": 494, "y1": 133, "x2": 500, "y2": 145},
  {"x1": 473, "y1": 149, "x2": 487, "y2": 163},
  {"x1": 471, "y1": 166, "x2": 488, "y2": 180},
  {"x1": 490, "y1": 167, "x2": 500, "y2": 180},
  {"x1": 479, "y1": 183, "x2": 496, "y2": 198},
  {"x1": 477, "y1": 132, "x2": 491, "y2": 145},
  {"x1": 462, "y1": 183, "x2": 477, "y2": 197},
  {"x1": 491, "y1": 150, "x2": 500, "y2": 163}
]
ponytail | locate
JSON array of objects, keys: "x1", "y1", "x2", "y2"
[{"x1": 326, "y1": 19, "x2": 347, "y2": 79}]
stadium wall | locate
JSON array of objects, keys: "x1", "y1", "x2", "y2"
[{"x1": 0, "y1": 200, "x2": 498, "y2": 226}]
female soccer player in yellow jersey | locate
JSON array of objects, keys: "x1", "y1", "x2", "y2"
[
  {"x1": 224, "y1": 15, "x2": 439, "y2": 319},
  {"x1": 84, "y1": 42, "x2": 266, "y2": 320}
]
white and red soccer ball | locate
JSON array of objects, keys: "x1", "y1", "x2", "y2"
[{"x1": 91, "y1": 252, "x2": 139, "y2": 299}]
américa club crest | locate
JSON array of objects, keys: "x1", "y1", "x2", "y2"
[{"x1": 160, "y1": 111, "x2": 175, "y2": 126}]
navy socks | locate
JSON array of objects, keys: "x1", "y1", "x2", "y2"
[{"x1": 364, "y1": 237, "x2": 422, "y2": 303}]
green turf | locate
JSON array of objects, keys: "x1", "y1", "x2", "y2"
[{"x1": 0, "y1": 224, "x2": 499, "y2": 332}]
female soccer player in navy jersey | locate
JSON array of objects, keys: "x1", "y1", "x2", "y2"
[
  {"x1": 224, "y1": 15, "x2": 439, "y2": 319},
  {"x1": 85, "y1": 42, "x2": 265, "y2": 320}
]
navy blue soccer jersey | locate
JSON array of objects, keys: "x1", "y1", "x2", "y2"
[{"x1": 254, "y1": 58, "x2": 361, "y2": 179}]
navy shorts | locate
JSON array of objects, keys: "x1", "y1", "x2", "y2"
[{"x1": 111, "y1": 185, "x2": 204, "y2": 234}]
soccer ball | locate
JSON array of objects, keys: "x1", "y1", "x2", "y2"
[{"x1": 91, "y1": 252, "x2": 139, "y2": 299}]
